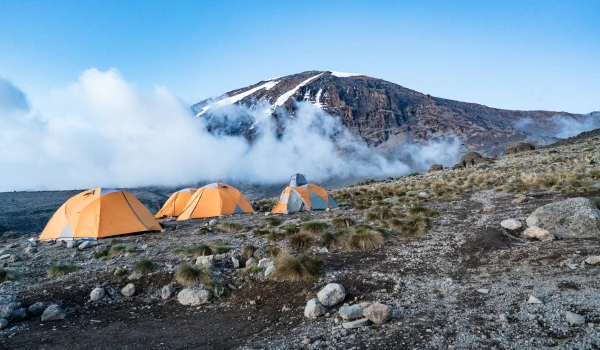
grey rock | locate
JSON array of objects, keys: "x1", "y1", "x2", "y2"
[
  {"x1": 245, "y1": 257, "x2": 258, "y2": 268},
  {"x1": 342, "y1": 318, "x2": 371, "y2": 329},
  {"x1": 41, "y1": 304, "x2": 66, "y2": 321},
  {"x1": 0, "y1": 254, "x2": 10, "y2": 260},
  {"x1": 523, "y1": 226, "x2": 554, "y2": 241},
  {"x1": 500, "y1": 219, "x2": 522, "y2": 231},
  {"x1": 128, "y1": 271, "x2": 143, "y2": 280},
  {"x1": 339, "y1": 305, "x2": 364, "y2": 320},
  {"x1": 585, "y1": 256, "x2": 600, "y2": 265},
  {"x1": 7, "y1": 254, "x2": 20, "y2": 263},
  {"x1": 317, "y1": 283, "x2": 346, "y2": 307},
  {"x1": 10, "y1": 308, "x2": 27, "y2": 320},
  {"x1": 25, "y1": 245, "x2": 37, "y2": 254},
  {"x1": 208, "y1": 219, "x2": 218, "y2": 227},
  {"x1": 257, "y1": 258, "x2": 272, "y2": 269},
  {"x1": 264, "y1": 265, "x2": 276, "y2": 277},
  {"x1": 231, "y1": 256, "x2": 240, "y2": 269},
  {"x1": 319, "y1": 247, "x2": 329, "y2": 253},
  {"x1": 161, "y1": 284, "x2": 176, "y2": 300},
  {"x1": 477, "y1": 289, "x2": 489, "y2": 294},
  {"x1": 28, "y1": 302, "x2": 47, "y2": 315},
  {"x1": 565, "y1": 311, "x2": 585, "y2": 326},
  {"x1": 526, "y1": 198, "x2": 600, "y2": 238},
  {"x1": 362, "y1": 302, "x2": 392, "y2": 324},
  {"x1": 66, "y1": 240, "x2": 80, "y2": 248},
  {"x1": 177, "y1": 288, "x2": 212, "y2": 306},
  {"x1": 90, "y1": 287, "x2": 105, "y2": 301},
  {"x1": 0, "y1": 304, "x2": 14, "y2": 320},
  {"x1": 499, "y1": 313, "x2": 509, "y2": 323},
  {"x1": 0, "y1": 318, "x2": 8, "y2": 329},
  {"x1": 304, "y1": 298, "x2": 327, "y2": 319},
  {"x1": 528, "y1": 295, "x2": 543, "y2": 304},
  {"x1": 78, "y1": 241, "x2": 93, "y2": 249},
  {"x1": 196, "y1": 255, "x2": 214, "y2": 267},
  {"x1": 121, "y1": 283, "x2": 136, "y2": 297}
]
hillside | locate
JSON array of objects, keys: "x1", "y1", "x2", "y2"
[{"x1": 192, "y1": 71, "x2": 596, "y2": 155}]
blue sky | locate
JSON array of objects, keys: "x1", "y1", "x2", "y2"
[{"x1": 0, "y1": 0, "x2": 599, "y2": 113}]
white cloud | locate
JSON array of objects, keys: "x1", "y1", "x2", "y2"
[{"x1": 0, "y1": 69, "x2": 462, "y2": 192}]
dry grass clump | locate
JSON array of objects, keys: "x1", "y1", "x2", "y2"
[
  {"x1": 270, "y1": 251, "x2": 323, "y2": 281},
  {"x1": 253, "y1": 198, "x2": 277, "y2": 212},
  {"x1": 268, "y1": 231, "x2": 281, "y2": 242},
  {"x1": 289, "y1": 233, "x2": 314, "y2": 251},
  {"x1": 331, "y1": 217, "x2": 355, "y2": 229},
  {"x1": 364, "y1": 207, "x2": 397, "y2": 221},
  {"x1": 134, "y1": 258, "x2": 154, "y2": 273},
  {"x1": 242, "y1": 245, "x2": 258, "y2": 259},
  {"x1": 253, "y1": 229, "x2": 270, "y2": 237},
  {"x1": 300, "y1": 221, "x2": 328, "y2": 234},
  {"x1": 109, "y1": 245, "x2": 137, "y2": 256},
  {"x1": 279, "y1": 225, "x2": 299, "y2": 235},
  {"x1": 175, "y1": 263, "x2": 211, "y2": 287},
  {"x1": 346, "y1": 228, "x2": 384, "y2": 251},
  {"x1": 265, "y1": 217, "x2": 281, "y2": 227},
  {"x1": 0, "y1": 268, "x2": 18, "y2": 282},
  {"x1": 407, "y1": 204, "x2": 440, "y2": 217},
  {"x1": 266, "y1": 246, "x2": 283, "y2": 259},
  {"x1": 48, "y1": 264, "x2": 78, "y2": 278},
  {"x1": 388, "y1": 214, "x2": 430, "y2": 236},
  {"x1": 174, "y1": 242, "x2": 231, "y2": 257},
  {"x1": 218, "y1": 222, "x2": 243, "y2": 233},
  {"x1": 320, "y1": 232, "x2": 342, "y2": 249}
]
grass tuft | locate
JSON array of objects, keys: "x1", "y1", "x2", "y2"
[
  {"x1": 175, "y1": 263, "x2": 211, "y2": 287},
  {"x1": 218, "y1": 222, "x2": 243, "y2": 233},
  {"x1": 109, "y1": 245, "x2": 137, "y2": 256},
  {"x1": 346, "y1": 229, "x2": 384, "y2": 251},
  {"x1": 300, "y1": 221, "x2": 328, "y2": 235},
  {"x1": 320, "y1": 232, "x2": 341, "y2": 249},
  {"x1": 0, "y1": 268, "x2": 19, "y2": 282},
  {"x1": 270, "y1": 252, "x2": 323, "y2": 281},
  {"x1": 595, "y1": 198, "x2": 600, "y2": 210},
  {"x1": 388, "y1": 213, "x2": 430, "y2": 236},
  {"x1": 331, "y1": 217, "x2": 355, "y2": 229},
  {"x1": 134, "y1": 258, "x2": 154, "y2": 274},
  {"x1": 407, "y1": 204, "x2": 440, "y2": 217},
  {"x1": 48, "y1": 264, "x2": 78, "y2": 278},
  {"x1": 242, "y1": 245, "x2": 258, "y2": 260},
  {"x1": 289, "y1": 233, "x2": 314, "y2": 251},
  {"x1": 265, "y1": 217, "x2": 282, "y2": 227},
  {"x1": 174, "y1": 242, "x2": 231, "y2": 257},
  {"x1": 279, "y1": 225, "x2": 299, "y2": 235}
]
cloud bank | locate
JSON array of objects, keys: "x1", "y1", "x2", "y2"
[
  {"x1": 0, "y1": 69, "x2": 461, "y2": 192},
  {"x1": 514, "y1": 114, "x2": 600, "y2": 145}
]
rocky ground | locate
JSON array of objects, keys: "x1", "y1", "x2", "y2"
[{"x1": 1, "y1": 132, "x2": 599, "y2": 349}]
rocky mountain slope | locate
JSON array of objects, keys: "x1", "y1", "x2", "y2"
[{"x1": 192, "y1": 71, "x2": 597, "y2": 155}]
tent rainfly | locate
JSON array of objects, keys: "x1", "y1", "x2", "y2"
[
  {"x1": 271, "y1": 174, "x2": 338, "y2": 214},
  {"x1": 176, "y1": 183, "x2": 254, "y2": 220},
  {"x1": 155, "y1": 188, "x2": 197, "y2": 218}
]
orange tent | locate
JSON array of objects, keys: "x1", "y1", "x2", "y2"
[
  {"x1": 177, "y1": 183, "x2": 254, "y2": 220},
  {"x1": 272, "y1": 184, "x2": 338, "y2": 214},
  {"x1": 155, "y1": 188, "x2": 197, "y2": 218},
  {"x1": 39, "y1": 188, "x2": 161, "y2": 240}
]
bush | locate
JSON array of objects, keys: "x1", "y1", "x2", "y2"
[
  {"x1": 300, "y1": 221, "x2": 328, "y2": 235},
  {"x1": 0, "y1": 268, "x2": 18, "y2": 282},
  {"x1": 114, "y1": 267, "x2": 127, "y2": 276},
  {"x1": 346, "y1": 229, "x2": 384, "y2": 251},
  {"x1": 218, "y1": 222, "x2": 243, "y2": 233},
  {"x1": 289, "y1": 233, "x2": 314, "y2": 251},
  {"x1": 320, "y1": 232, "x2": 341, "y2": 249},
  {"x1": 175, "y1": 263, "x2": 211, "y2": 287},
  {"x1": 270, "y1": 252, "x2": 323, "y2": 281},
  {"x1": 242, "y1": 245, "x2": 258, "y2": 259},
  {"x1": 93, "y1": 250, "x2": 109, "y2": 259},
  {"x1": 134, "y1": 258, "x2": 154, "y2": 273},
  {"x1": 265, "y1": 217, "x2": 281, "y2": 227},
  {"x1": 365, "y1": 207, "x2": 396, "y2": 221},
  {"x1": 331, "y1": 217, "x2": 355, "y2": 229},
  {"x1": 280, "y1": 225, "x2": 299, "y2": 235},
  {"x1": 407, "y1": 204, "x2": 439, "y2": 217},
  {"x1": 388, "y1": 214, "x2": 430, "y2": 236},
  {"x1": 268, "y1": 231, "x2": 281, "y2": 242},
  {"x1": 253, "y1": 229, "x2": 270, "y2": 237},
  {"x1": 174, "y1": 242, "x2": 231, "y2": 257},
  {"x1": 266, "y1": 246, "x2": 283, "y2": 258},
  {"x1": 48, "y1": 264, "x2": 78, "y2": 278}
]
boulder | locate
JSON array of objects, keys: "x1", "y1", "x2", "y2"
[
  {"x1": 428, "y1": 164, "x2": 443, "y2": 172},
  {"x1": 584, "y1": 256, "x2": 600, "y2": 265},
  {"x1": 500, "y1": 219, "x2": 522, "y2": 231},
  {"x1": 460, "y1": 151, "x2": 485, "y2": 168},
  {"x1": 27, "y1": 302, "x2": 47, "y2": 315},
  {"x1": 161, "y1": 284, "x2": 176, "y2": 300},
  {"x1": 317, "y1": 283, "x2": 346, "y2": 307},
  {"x1": 523, "y1": 226, "x2": 554, "y2": 241},
  {"x1": 10, "y1": 308, "x2": 27, "y2": 320},
  {"x1": 196, "y1": 255, "x2": 214, "y2": 267},
  {"x1": 362, "y1": 302, "x2": 392, "y2": 324},
  {"x1": 0, "y1": 318, "x2": 7, "y2": 329},
  {"x1": 304, "y1": 298, "x2": 326, "y2": 319},
  {"x1": 339, "y1": 305, "x2": 364, "y2": 320},
  {"x1": 257, "y1": 258, "x2": 272, "y2": 269},
  {"x1": 177, "y1": 288, "x2": 212, "y2": 306},
  {"x1": 342, "y1": 318, "x2": 370, "y2": 329},
  {"x1": 565, "y1": 311, "x2": 585, "y2": 326},
  {"x1": 245, "y1": 257, "x2": 258, "y2": 268},
  {"x1": 264, "y1": 265, "x2": 276, "y2": 277},
  {"x1": 41, "y1": 304, "x2": 66, "y2": 321},
  {"x1": 121, "y1": 283, "x2": 136, "y2": 297},
  {"x1": 90, "y1": 287, "x2": 105, "y2": 301},
  {"x1": 526, "y1": 198, "x2": 600, "y2": 238}
]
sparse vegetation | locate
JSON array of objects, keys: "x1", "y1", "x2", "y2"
[
  {"x1": 595, "y1": 198, "x2": 600, "y2": 210},
  {"x1": 242, "y1": 245, "x2": 258, "y2": 259},
  {"x1": 280, "y1": 225, "x2": 299, "y2": 235},
  {"x1": 268, "y1": 230, "x2": 280, "y2": 242},
  {"x1": 270, "y1": 252, "x2": 323, "y2": 281},
  {"x1": 114, "y1": 267, "x2": 127, "y2": 276},
  {"x1": 300, "y1": 221, "x2": 328, "y2": 234},
  {"x1": 245, "y1": 266, "x2": 261, "y2": 274},
  {"x1": 407, "y1": 204, "x2": 440, "y2": 217},
  {"x1": 265, "y1": 217, "x2": 281, "y2": 227},
  {"x1": 48, "y1": 264, "x2": 78, "y2": 278},
  {"x1": 134, "y1": 258, "x2": 154, "y2": 273},
  {"x1": 174, "y1": 242, "x2": 231, "y2": 257},
  {"x1": 93, "y1": 250, "x2": 109, "y2": 259},
  {"x1": 289, "y1": 232, "x2": 314, "y2": 251},
  {"x1": 320, "y1": 232, "x2": 341, "y2": 249},
  {"x1": 332, "y1": 217, "x2": 355, "y2": 229},
  {"x1": 389, "y1": 213, "x2": 430, "y2": 236},
  {"x1": 175, "y1": 263, "x2": 211, "y2": 287},
  {"x1": 109, "y1": 245, "x2": 137, "y2": 256},
  {"x1": 218, "y1": 222, "x2": 243, "y2": 233},
  {"x1": 0, "y1": 268, "x2": 18, "y2": 282},
  {"x1": 365, "y1": 207, "x2": 396, "y2": 220},
  {"x1": 253, "y1": 229, "x2": 270, "y2": 237},
  {"x1": 346, "y1": 229, "x2": 384, "y2": 251},
  {"x1": 266, "y1": 246, "x2": 283, "y2": 258}
]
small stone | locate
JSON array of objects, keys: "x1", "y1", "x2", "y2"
[
  {"x1": 161, "y1": 284, "x2": 176, "y2": 300},
  {"x1": 208, "y1": 219, "x2": 218, "y2": 227},
  {"x1": 265, "y1": 265, "x2": 276, "y2": 277},
  {"x1": 585, "y1": 256, "x2": 600, "y2": 265},
  {"x1": 511, "y1": 197, "x2": 528, "y2": 204},
  {"x1": 565, "y1": 311, "x2": 585, "y2": 326},
  {"x1": 231, "y1": 256, "x2": 240, "y2": 268},
  {"x1": 90, "y1": 287, "x2": 105, "y2": 301},
  {"x1": 566, "y1": 263, "x2": 578, "y2": 270},
  {"x1": 128, "y1": 271, "x2": 143, "y2": 280},
  {"x1": 177, "y1": 288, "x2": 212, "y2": 306},
  {"x1": 0, "y1": 318, "x2": 8, "y2": 329},
  {"x1": 528, "y1": 295, "x2": 543, "y2": 304},
  {"x1": 418, "y1": 192, "x2": 428, "y2": 198},
  {"x1": 78, "y1": 241, "x2": 92, "y2": 249},
  {"x1": 317, "y1": 283, "x2": 346, "y2": 307},
  {"x1": 477, "y1": 289, "x2": 489, "y2": 294},
  {"x1": 25, "y1": 245, "x2": 37, "y2": 254},
  {"x1": 245, "y1": 257, "x2": 258, "y2": 268},
  {"x1": 257, "y1": 258, "x2": 272, "y2": 269},
  {"x1": 121, "y1": 283, "x2": 136, "y2": 297},
  {"x1": 342, "y1": 318, "x2": 371, "y2": 329},
  {"x1": 196, "y1": 255, "x2": 214, "y2": 267},
  {"x1": 362, "y1": 302, "x2": 392, "y2": 324},
  {"x1": 302, "y1": 337, "x2": 311, "y2": 345},
  {"x1": 339, "y1": 305, "x2": 364, "y2": 320},
  {"x1": 0, "y1": 254, "x2": 11, "y2": 260},
  {"x1": 27, "y1": 302, "x2": 47, "y2": 315},
  {"x1": 66, "y1": 241, "x2": 80, "y2": 248},
  {"x1": 319, "y1": 247, "x2": 329, "y2": 253},
  {"x1": 8, "y1": 254, "x2": 21, "y2": 263},
  {"x1": 499, "y1": 313, "x2": 508, "y2": 323},
  {"x1": 523, "y1": 227, "x2": 554, "y2": 241},
  {"x1": 500, "y1": 219, "x2": 522, "y2": 231},
  {"x1": 41, "y1": 304, "x2": 66, "y2": 321},
  {"x1": 304, "y1": 298, "x2": 327, "y2": 319},
  {"x1": 141, "y1": 244, "x2": 148, "y2": 250}
]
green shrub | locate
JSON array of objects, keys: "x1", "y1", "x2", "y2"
[
  {"x1": 289, "y1": 233, "x2": 314, "y2": 251},
  {"x1": 331, "y1": 217, "x2": 355, "y2": 229},
  {"x1": 253, "y1": 229, "x2": 270, "y2": 237},
  {"x1": 48, "y1": 264, "x2": 78, "y2": 278},
  {"x1": 265, "y1": 217, "x2": 282, "y2": 227},
  {"x1": 0, "y1": 268, "x2": 18, "y2": 282},
  {"x1": 109, "y1": 245, "x2": 137, "y2": 256},
  {"x1": 270, "y1": 252, "x2": 323, "y2": 281},
  {"x1": 300, "y1": 221, "x2": 328, "y2": 235},
  {"x1": 346, "y1": 229, "x2": 384, "y2": 251},
  {"x1": 175, "y1": 263, "x2": 211, "y2": 287},
  {"x1": 388, "y1": 214, "x2": 430, "y2": 236},
  {"x1": 280, "y1": 225, "x2": 299, "y2": 235},
  {"x1": 93, "y1": 250, "x2": 109, "y2": 259},
  {"x1": 407, "y1": 204, "x2": 440, "y2": 217},
  {"x1": 134, "y1": 258, "x2": 154, "y2": 273}
]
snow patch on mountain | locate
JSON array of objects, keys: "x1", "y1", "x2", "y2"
[
  {"x1": 196, "y1": 80, "x2": 280, "y2": 116},
  {"x1": 330, "y1": 71, "x2": 361, "y2": 77},
  {"x1": 273, "y1": 73, "x2": 323, "y2": 108}
]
